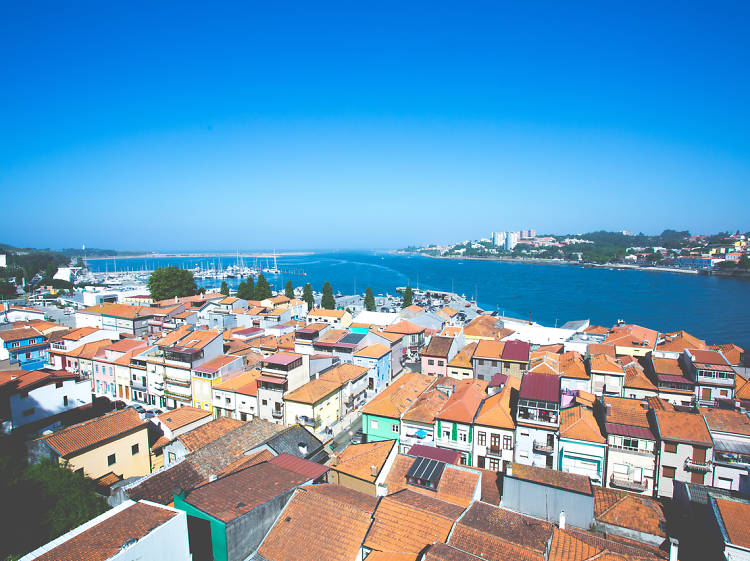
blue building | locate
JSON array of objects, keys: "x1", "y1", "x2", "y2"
[
  {"x1": 353, "y1": 344, "x2": 392, "y2": 394},
  {"x1": 0, "y1": 327, "x2": 49, "y2": 370}
]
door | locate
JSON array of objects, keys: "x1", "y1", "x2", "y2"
[
  {"x1": 477, "y1": 456, "x2": 485, "y2": 469},
  {"x1": 701, "y1": 388, "x2": 711, "y2": 401},
  {"x1": 125, "y1": 387, "x2": 130, "y2": 400},
  {"x1": 546, "y1": 455, "x2": 553, "y2": 469},
  {"x1": 490, "y1": 434, "x2": 501, "y2": 454}
]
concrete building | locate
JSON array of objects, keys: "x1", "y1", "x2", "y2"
[
  {"x1": 0, "y1": 327, "x2": 48, "y2": 370},
  {"x1": 702, "y1": 407, "x2": 750, "y2": 491},
  {"x1": 684, "y1": 348, "x2": 736, "y2": 406},
  {"x1": 472, "y1": 380, "x2": 518, "y2": 471},
  {"x1": 558, "y1": 405, "x2": 606, "y2": 486}
]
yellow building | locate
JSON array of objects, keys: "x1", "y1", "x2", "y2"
[
  {"x1": 31, "y1": 408, "x2": 150, "y2": 479},
  {"x1": 283, "y1": 377, "x2": 342, "y2": 432},
  {"x1": 191, "y1": 354, "x2": 243, "y2": 413}
]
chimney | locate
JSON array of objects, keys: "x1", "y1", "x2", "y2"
[
  {"x1": 376, "y1": 483, "x2": 388, "y2": 496},
  {"x1": 669, "y1": 538, "x2": 679, "y2": 561},
  {"x1": 559, "y1": 510, "x2": 566, "y2": 530},
  {"x1": 505, "y1": 462, "x2": 513, "y2": 477},
  {"x1": 298, "y1": 442, "x2": 308, "y2": 456},
  {"x1": 331, "y1": 455, "x2": 339, "y2": 466},
  {"x1": 209, "y1": 474, "x2": 217, "y2": 482},
  {"x1": 370, "y1": 465, "x2": 378, "y2": 477}
]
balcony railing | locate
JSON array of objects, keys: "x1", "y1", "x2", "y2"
[
  {"x1": 164, "y1": 389, "x2": 192, "y2": 402},
  {"x1": 685, "y1": 458, "x2": 712, "y2": 473},
  {"x1": 165, "y1": 377, "x2": 191, "y2": 388},
  {"x1": 296, "y1": 415, "x2": 321, "y2": 428},
  {"x1": 533, "y1": 441, "x2": 554, "y2": 454},
  {"x1": 271, "y1": 409, "x2": 284, "y2": 419},
  {"x1": 488, "y1": 445, "x2": 501, "y2": 456},
  {"x1": 610, "y1": 475, "x2": 647, "y2": 492}
]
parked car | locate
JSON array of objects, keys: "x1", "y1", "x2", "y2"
[{"x1": 350, "y1": 429, "x2": 364, "y2": 445}]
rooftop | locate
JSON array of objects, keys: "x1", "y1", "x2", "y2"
[
  {"x1": 700, "y1": 407, "x2": 750, "y2": 436},
  {"x1": 181, "y1": 461, "x2": 308, "y2": 523},
  {"x1": 354, "y1": 343, "x2": 391, "y2": 359},
  {"x1": 361, "y1": 372, "x2": 433, "y2": 418},
  {"x1": 421, "y1": 336, "x2": 454, "y2": 358},
  {"x1": 156, "y1": 406, "x2": 211, "y2": 431},
  {"x1": 519, "y1": 372, "x2": 560, "y2": 403},
  {"x1": 40, "y1": 408, "x2": 145, "y2": 458},
  {"x1": 593, "y1": 487, "x2": 666, "y2": 538},
  {"x1": 330, "y1": 439, "x2": 396, "y2": 482},
  {"x1": 560, "y1": 406, "x2": 605, "y2": 443},
  {"x1": 509, "y1": 462, "x2": 592, "y2": 496},
  {"x1": 177, "y1": 417, "x2": 244, "y2": 452},
  {"x1": 653, "y1": 409, "x2": 713, "y2": 446},
  {"x1": 713, "y1": 497, "x2": 750, "y2": 550}
]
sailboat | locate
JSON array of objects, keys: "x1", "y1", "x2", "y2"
[{"x1": 263, "y1": 250, "x2": 281, "y2": 275}]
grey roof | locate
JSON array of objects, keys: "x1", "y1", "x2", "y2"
[
  {"x1": 559, "y1": 319, "x2": 589, "y2": 331},
  {"x1": 712, "y1": 437, "x2": 750, "y2": 455},
  {"x1": 684, "y1": 482, "x2": 750, "y2": 505},
  {"x1": 408, "y1": 313, "x2": 446, "y2": 332},
  {"x1": 338, "y1": 333, "x2": 366, "y2": 345},
  {"x1": 265, "y1": 424, "x2": 328, "y2": 464}
]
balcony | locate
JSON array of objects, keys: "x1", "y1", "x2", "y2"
[
  {"x1": 533, "y1": 441, "x2": 554, "y2": 454},
  {"x1": 164, "y1": 389, "x2": 192, "y2": 402},
  {"x1": 296, "y1": 415, "x2": 321, "y2": 428},
  {"x1": 271, "y1": 409, "x2": 284, "y2": 419},
  {"x1": 610, "y1": 475, "x2": 647, "y2": 492},
  {"x1": 165, "y1": 377, "x2": 191, "y2": 388},
  {"x1": 684, "y1": 458, "x2": 712, "y2": 473},
  {"x1": 488, "y1": 445, "x2": 501, "y2": 456}
]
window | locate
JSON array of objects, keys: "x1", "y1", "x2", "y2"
[
  {"x1": 262, "y1": 399, "x2": 268, "y2": 406},
  {"x1": 131, "y1": 443, "x2": 139, "y2": 455},
  {"x1": 477, "y1": 359, "x2": 484, "y2": 366},
  {"x1": 442, "y1": 428, "x2": 451, "y2": 439},
  {"x1": 428, "y1": 359, "x2": 434, "y2": 366},
  {"x1": 392, "y1": 423, "x2": 400, "y2": 433},
  {"x1": 226, "y1": 397, "x2": 231, "y2": 404},
  {"x1": 63, "y1": 396, "x2": 68, "y2": 406},
  {"x1": 55, "y1": 381, "x2": 63, "y2": 389},
  {"x1": 370, "y1": 419, "x2": 379, "y2": 430},
  {"x1": 477, "y1": 431, "x2": 486, "y2": 446},
  {"x1": 488, "y1": 458, "x2": 500, "y2": 471},
  {"x1": 663, "y1": 466, "x2": 676, "y2": 479},
  {"x1": 22, "y1": 408, "x2": 35, "y2": 417},
  {"x1": 168, "y1": 452, "x2": 176, "y2": 463},
  {"x1": 437, "y1": 360, "x2": 444, "y2": 366},
  {"x1": 459, "y1": 432, "x2": 468, "y2": 442},
  {"x1": 664, "y1": 442, "x2": 677, "y2": 453},
  {"x1": 503, "y1": 435, "x2": 513, "y2": 450},
  {"x1": 107, "y1": 454, "x2": 116, "y2": 466}
]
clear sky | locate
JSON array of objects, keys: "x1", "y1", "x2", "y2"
[{"x1": 1, "y1": 1, "x2": 748, "y2": 251}]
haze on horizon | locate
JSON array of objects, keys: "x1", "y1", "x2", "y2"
[{"x1": 2, "y1": 2, "x2": 749, "y2": 252}]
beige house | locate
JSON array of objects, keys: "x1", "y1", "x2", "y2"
[
  {"x1": 306, "y1": 308, "x2": 353, "y2": 329},
  {"x1": 327, "y1": 439, "x2": 398, "y2": 496},
  {"x1": 29, "y1": 408, "x2": 150, "y2": 479}
]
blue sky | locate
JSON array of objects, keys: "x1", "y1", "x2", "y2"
[{"x1": 1, "y1": 1, "x2": 748, "y2": 251}]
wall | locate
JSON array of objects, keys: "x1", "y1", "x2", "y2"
[
  {"x1": 657, "y1": 441, "x2": 712, "y2": 499},
  {"x1": 561, "y1": 377, "x2": 591, "y2": 393},
  {"x1": 501, "y1": 476, "x2": 594, "y2": 529},
  {"x1": 473, "y1": 425, "x2": 514, "y2": 470},
  {"x1": 111, "y1": 502, "x2": 192, "y2": 561},
  {"x1": 605, "y1": 439, "x2": 656, "y2": 496},
  {"x1": 327, "y1": 470, "x2": 376, "y2": 496},
  {"x1": 225, "y1": 488, "x2": 298, "y2": 561},
  {"x1": 9, "y1": 378, "x2": 91, "y2": 429},
  {"x1": 362, "y1": 413, "x2": 401, "y2": 443},
  {"x1": 174, "y1": 494, "x2": 227, "y2": 561},
  {"x1": 558, "y1": 439, "x2": 606, "y2": 486},
  {"x1": 65, "y1": 427, "x2": 151, "y2": 479},
  {"x1": 515, "y1": 425, "x2": 558, "y2": 469}
]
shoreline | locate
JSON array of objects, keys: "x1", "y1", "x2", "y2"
[
  {"x1": 394, "y1": 251, "x2": 698, "y2": 275},
  {"x1": 84, "y1": 251, "x2": 315, "y2": 260}
]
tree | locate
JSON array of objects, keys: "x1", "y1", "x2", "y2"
[
  {"x1": 236, "y1": 280, "x2": 253, "y2": 300},
  {"x1": 285, "y1": 280, "x2": 295, "y2": 300},
  {"x1": 246, "y1": 276, "x2": 255, "y2": 300},
  {"x1": 302, "y1": 283, "x2": 314, "y2": 311},
  {"x1": 220, "y1": 281, "x2": 229, "y2": 296},
  {"x1": 321, "y1": 281, "x2": 335, "y2": 310},
  {"x1": 738, "y1": 255, "x2": 750, "y2": 270},
  {"x1": 402, "y1": 285, "x2": 414, "y2": 308},
  {"x1": 255, "y1": 273, "x2": 272, "y2": 301},
  {"x1": 147, "y1": 266, "x2": 198, "y2": 301},
  {"x1": 0, "y1": 280, "x2": 17, "y2": 300},
  {"x1": 364, "y1": 287, "x2": 376, "y2": 311}
]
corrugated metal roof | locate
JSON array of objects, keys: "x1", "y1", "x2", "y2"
[
  {"x1": 519, "y1": 372, "x2": 560, "y2": 402},
  {"x1": 605, "y1": 422, "x2": 655, "y2": 440}
]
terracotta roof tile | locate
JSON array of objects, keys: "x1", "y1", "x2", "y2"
[
  {"x1": 156, "y1": 406, "x2": 211, "y2": 431},
  {"x1": 402, "y1": 378, "x2": 457, "y2": 423},
  {"x1": 474, "y1": 340, "x2": 505, "y2": 360},
  {"x1": 714, "y1": 497, "x2": 750, "y2": 549},
  {"x1": 384, "y1": 320, "x2": 426, "y2": 335},
  {"x1": 447, "y1": 342, "x2": 477, "y2": 369},
  {"x1": 602, "y1": 396, "x2": 652, "y2": 429},
  {"x1": 40, "y1": 408, "x2": 146, "y2": 458},
  {"x1": 454, "y1": 501, "x2": 553, "y2": 557},
  {"x1": 593, "y1": 487, "x2": 666, "y2": 538},
  {"x1": 355, "y1": 343, "x2": 391, "y2": 359},
  {"x1": 421, "y1": 336, "x2": 454, "y2": 358},
  {"x1": 509, "y1": 462, "x2": 592, "y2": 495},
  {"x1": 331, "y1": 440, "x2": 396, "y2": 482},
  {"x1": 700, "y1": 407, "x2": 750, "y2": 436},
  {"x1": 258, "y1": 486, "x2": 373, "y2": 561},
  {"x1": 436, "y1": 379, "x2": 488, "y2": 424},
  {"x1": 474, "y1": 384, "x2": 516, "y2": 429},
  {"x1": 284, "y1": 377, "x2": 340, "y2": 405},
  {"x1": 560, "y1": 406, "x2": 605, "y2": 443},
  {"x1": 183, "y1": 462, "x2": 307, "y2": 523},
  {"x1": 548, "y1": 527, "x2": 666, "y2": 561},
  {"x1": 624, "y1": 364, "x2": 658, "y2": 391},
  {"x1": 361, "y1": 372, "x2": 433, "y2": 418},
  {"x1": 653, "y1": 410, "x2": 712, "y2": 446},
  {"x1": 364, "y1": 489, "x2": 463, "y2": 554},
  {"x1": 304, "y1": 483, "x2": 379, "y2": 513},
  {"x1": 177, "y1": 417, "x2": 244, "y2": 452},
  {"x1": 33, "y1": 502, "x2": 177, "y2": 561}
]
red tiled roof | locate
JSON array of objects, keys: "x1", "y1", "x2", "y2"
[
  {"x1": 40, "y1": 408, "x2": 146, "y2": 458},
  {"x1": 269, "y1": 453, "x2": 329, "y2": 480},
  {"x1": 519, "y1": 372, "x2": 560, "y2": 403}
]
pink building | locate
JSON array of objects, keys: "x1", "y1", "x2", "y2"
[{"x1": 420, "y1": 336, "x2": 455, "y2": 376}]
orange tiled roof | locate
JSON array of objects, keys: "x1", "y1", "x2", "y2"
[
  {"x1": 657, "y1": 330, "x2": 706, "y2": 353},
  {"x1": 560, "y1": 351, "x2": 589, "y2": 380},
  {"x1": 61, "y1": 326, "x2": 99, "y2": 341},
  {"x1": 436, "y1": 379, "x2": 488, "y2": 424},
  {"x1": 354, "y1": 344, "x2": 391, "y2": 359},
  {"x1": 383, "y1": 454, "x2": 480, "y2": 508},
  {"x1": 364, "y1": 489, "x2": 464, "y2": 554},
  {"x1": 653, "y1": 410, "x2": 712, "y2": 446},
  {"x1": 584, "y1": 325, "x2": 610, "y2": 335},
  {"x1": 384, "y1": 320, "x2": 426, "y2": 335},
  {"x1": 590, "y1": 354, "x2": 626, "y2": 375},
  {"x1": 258, "y1": 486, "x2": 373, "y2": 561},
  {"x1": 284, "y1": 377, "x2": 341, "y2": 404},
  {"x1": 330, "y1": 440, "x2": 395, "y2": 482},
  {"x1": 361, "y1": 372, "x2": 433, "y2": 418},
  {"x1": 700, "y1": 407, "x2": 750, "y2": 436},
  {"x1": 713, "y1": 497, "x2": 750, "y2": 550},
  {"x1": 624, "y1": 364, "x2": 658, "y2": 391},
  {"x1": 560, "y1": 406, "x2": 605, "y2": 443},
  {"x1": 474, "y1": 384, "x2": 515, "y2": 429},
  {"x1": 464, "y1": 315, "x2": 503, "y2": 339},
  {"x1": 178, "y1": 417, "x2": 244, "y2": 452},
  {"x1": 156, "y1": 406, "x2": 211, "y2": 431},
  {"x1": 474, "y1": 339, "x2": 505, "y2": 360},
  {"x1": 603, "y1": 324, "x2": 659, "y2": 349},
  {"x1": 308, "y1": 308, "x2": 346, "y2": 318},
  {"x1": 40, "y1": 408, "x2": 145, "y2": 458},
  {"x1": 304, "y1": 483, "x2": 379, "y2": 513},
  {"x1": 602, "y1": 396, "x2": 652, "y2": 428},
  {"x1": 709, "y1": 343, "x2": 744, "y2": 366},
  {"x1": 447, "y1": 342, "x2": 477, "y2": 369},
  {"x1": 548, "y1": 526, "x2": 665, "y2": 561},
  {"x1": 594, "y1": 487, "x2": 666, "y2": 538},
  {"x1": 80, "y1": 303, "x2": 153, "y2": 319},
  {"x1": 402, "y1": 378, "x2": 457, "y2": 424},
  {"x1": 587, "y1": 343, "x2": 616, "y2": 358},
  {"x1": 33, "y1": 502, "x2": 177, "y2": 561}
]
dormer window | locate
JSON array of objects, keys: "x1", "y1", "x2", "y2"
[{"x1": 406, "y1": 457, "x2": 445, "y2": 491}]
